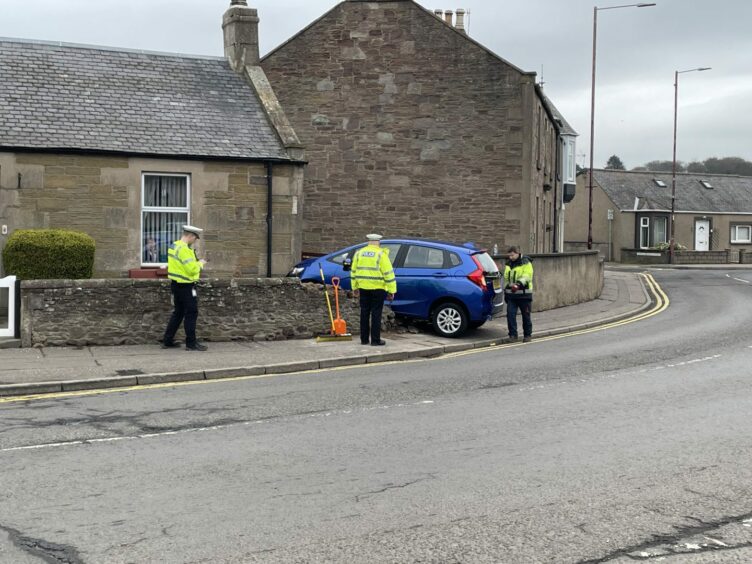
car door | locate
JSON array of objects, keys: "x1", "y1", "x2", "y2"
[{"x1": 391, "y1": 244, "x2": 453, "y2": 318}]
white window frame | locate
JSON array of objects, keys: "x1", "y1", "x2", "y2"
[
  {"x1": 141, "y1": 173, "x2": 191, "y2": 266},
  {"x1": 564, "y1": 137, "x2": 576, "y2": 184},
  {"x1": 731, "y1": 225, "x2": 752, "y2": 244},
  {"x1": 639, "y1": 217, "x2": 650, "y2": 249}
]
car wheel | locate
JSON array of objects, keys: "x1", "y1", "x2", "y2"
[{"x1": 431, "y1": 302, "x2": 468, "y2": 338}]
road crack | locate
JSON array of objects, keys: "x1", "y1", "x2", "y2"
[
  {"x1": 0, "y1": 523, "x2": 84, "y2": 563},
  {"x1": 576, "y1": 510, "x2": 752, "y2": 563},
  {"x1": 355, "y1": 475, "x2": 435, "y2": 502}
]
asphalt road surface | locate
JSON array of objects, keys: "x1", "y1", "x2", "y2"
[{"x1": 2, "y1": 269, "x2": 752, "y2": 563}]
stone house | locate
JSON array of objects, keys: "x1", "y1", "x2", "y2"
[
  {"x1": 260, "y1": 0, "x2": 577, "y2": 256},
  {"x1": 0, "y1": 1, "x2": 304, "y2": 278},
  {"x1": 565, "y1": 169, "x2": 752, "y2": 262}
]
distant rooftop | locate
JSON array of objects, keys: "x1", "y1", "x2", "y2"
[
  {"x1": 592, "y1": 169, "x2": 752, "y2": 213},
  {"x1": 0, "y1": 37, "x2": 291, "y2": 160}
]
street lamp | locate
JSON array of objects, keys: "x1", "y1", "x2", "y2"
[
  {"x1": 587, "y1": 2, "x2": 656, "y2": 250},
  {"x1": 669, "y1": 67, "x2": 711, "y2": 263}
]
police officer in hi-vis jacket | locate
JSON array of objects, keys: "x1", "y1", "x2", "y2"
[
  {"x1": 162, "y1": 225, "x2": 207, "y2": 351},
  {"x1": 350, "y1": 234, "x2": 397, "y2": 346}
]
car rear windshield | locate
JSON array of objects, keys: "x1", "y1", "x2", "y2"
[{"x1": 473, "y1": 252, "x2": 499, "y2": 273}]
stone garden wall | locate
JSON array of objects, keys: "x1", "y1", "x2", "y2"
[{"x1": 20, "y1": 278, "x2": 376, "y2": 347}]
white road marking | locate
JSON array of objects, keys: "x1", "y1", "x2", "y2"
[{"x1": 0, "y1": 400, "x2": 436, "y2": 454}]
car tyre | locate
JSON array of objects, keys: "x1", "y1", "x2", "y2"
[{"x1": 431, "y1": 302, "x2": 469, "y2": 338}]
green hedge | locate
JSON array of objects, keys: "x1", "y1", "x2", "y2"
[{"x1": 2, "y1": 229, "x2": 96, "y2": 279}]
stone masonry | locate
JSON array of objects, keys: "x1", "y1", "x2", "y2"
[
  {"x1": 20, "y1": 277, "x2": 386, "y2": 347},
  {"x1": 262, "y1": 0, "x2": 559, "y2": 255},
  {"x1": 0, "y1": 153, "x2": 304, "y2": 277}
]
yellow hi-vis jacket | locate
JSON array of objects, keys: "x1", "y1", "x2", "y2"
[
  {"x1": 503, "y1": 256, "x2": 534, "y2": 297},
  {"x1": 351, "y1": 244, "x2": 397, "y2": 294},
  {"x1": 167, "y1": 240, "x2": 203, "y2": 283}
]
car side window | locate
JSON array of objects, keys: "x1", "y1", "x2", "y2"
[
  {"x1": 448, "y1": 252, "x2": 462, "y2": 267},
  {"x1": 328, "y1": 245, "x2": 364, "y2": 265},
  {"x1": 403, "y1": 245, "x2": 446, "y2": 268},
  {"x1": 381, "y1": 243, "x2": 401, "y2": 261},
  {"x1": 328, "y1": 251, "x2": 349, "y2": 265}
]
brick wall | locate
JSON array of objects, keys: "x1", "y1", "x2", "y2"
[
  {"x1": 262, "y1": 1, "x2": 557, "y2": 255},
  {"x1": 0, "y1": 153, "x2": 304, "y2": 277},
  {"x1": 20, "y1": 278, "x2": 382, "y2": 347}
]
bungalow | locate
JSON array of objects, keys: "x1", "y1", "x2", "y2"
[
  {"x1": 0, "y1": 1, "x2": 304, "y2": 278},
  {"x1": 565, "y1": 169, "x2": 752, "y2": 262}
]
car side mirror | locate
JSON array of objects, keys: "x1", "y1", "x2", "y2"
[{"x1": 343, "y1": 258, "x2": 352, "y2": 272}]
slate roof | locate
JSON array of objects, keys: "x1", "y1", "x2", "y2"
[
  {"x1": 540, "y1": 91, "x2": 578, "y2": 136},
  {"x1": 593, "y1": 169, "x2": 752, "y2": 213},
  {"x1": 0, "y1": 38, "x2": 291, "y2": 160}
]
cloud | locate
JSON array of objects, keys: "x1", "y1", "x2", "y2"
[{"x1": 0, "y1": 0, "x2": 749, "y2": 165}]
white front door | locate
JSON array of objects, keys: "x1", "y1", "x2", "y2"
[{"x1": 695, "y1": 219, "x2": 710, "y2": 251}]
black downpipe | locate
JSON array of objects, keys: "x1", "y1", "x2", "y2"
[
  {"x1": 266, "y1": 161, "x2": 273, "y2": 278},
  {"x1": 553, "y1": 137, "x2": 561, "y2": 253}
]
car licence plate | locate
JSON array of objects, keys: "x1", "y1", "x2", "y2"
[{"x1": 492, "y1": 277, "x2": 501, "y2": 291}]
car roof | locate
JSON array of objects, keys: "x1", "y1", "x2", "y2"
[{"x1": 380, "y1": 238, "x2": 483, "y2": 254}]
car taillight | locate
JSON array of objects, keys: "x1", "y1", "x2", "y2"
[{"x1": 468, "y1": 256, "x2": 487, "y2": 289}]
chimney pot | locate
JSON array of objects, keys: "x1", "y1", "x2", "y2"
[
  {"x1": 444, "y1": 10, "x2": 453, "y2": 25},
  {"x1": 223, "y1": 0, "x2": 259, "y2": 72},
  {"x1": 434, "y1": 9, "x2": 443, "y2": 18},
  {"x1": 455, "y1": 8, "x2": 466, "y2": 34}
]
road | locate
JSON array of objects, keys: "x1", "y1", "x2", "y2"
[{"x1": 2, "y1": 269, "x2": 752, "y2": 563}]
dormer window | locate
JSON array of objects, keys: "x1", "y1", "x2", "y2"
[
  {"x1": 700, "y1": 180, "x2": 713, "y2": 189},
  {"x1": 653, "y1": 179, "x2": 667, "y2": 188}
]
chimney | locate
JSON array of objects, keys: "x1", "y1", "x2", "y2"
[
  {"x1": 455, "y1": 9, "x2": 466, "y2": 34},
  {"x1": 222, "y1": 0, "x2": 259, "y2": 72},
  {"x1": 443, "y1": 10, "x2": 453, "y2": 25},
  {"x1": 434, "y1": 9, "x2": 443, "y2": 18}
]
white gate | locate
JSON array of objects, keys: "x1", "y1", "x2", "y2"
[{"x1": 0, "y1": 275, "x2": 17, "y2": 338}]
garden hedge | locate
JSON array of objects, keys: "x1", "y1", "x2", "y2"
[{"x1": 2, "y1": 229, "x2": 95, "y2": 279}]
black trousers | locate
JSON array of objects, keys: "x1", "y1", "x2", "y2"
[
  {"x1": 506, "y1": 296, "x2": 532, "y2": 338},
  {"x1": 359, "y1": 289, "x2": 386, "y2": 344},
  {"x1": 164, "y1": 281, "x2": 198, "y2": 346}
]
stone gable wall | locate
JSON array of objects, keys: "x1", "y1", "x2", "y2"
[{"x1": 262, "y1": 1, "x2": 557, "y2": 255}]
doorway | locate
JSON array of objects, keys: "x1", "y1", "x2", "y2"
[{"x1": 694, "y1": 219, "x2": 710, "y2": 251}]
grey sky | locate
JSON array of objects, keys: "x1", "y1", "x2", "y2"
[{"x1": 2, "y1": 0, "x2": 750, "y2": 169}]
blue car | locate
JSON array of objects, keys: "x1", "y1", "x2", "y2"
[{"x1": 288, "y1": 239, "x2": 503, "y2": 337}]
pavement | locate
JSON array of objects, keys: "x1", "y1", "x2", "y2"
[{"x1": 0, "y1": 269, "x2": 652, "y2": 398}]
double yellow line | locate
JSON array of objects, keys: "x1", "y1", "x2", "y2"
[
  {"x1": 444, "y1": 272, "x2": 669, "y2": 358},
  {"x1": 0, "y1": 274, "x2": 668, "y2": 405}
]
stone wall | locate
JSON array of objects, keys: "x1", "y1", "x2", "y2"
[
  {"x1": 262, "y1": 1, "x2": 559, "y2": 255},
  {"x1": 0, "y1": 153, "x2": 304, "y2": 278},
  {"x1": 621, "y1": 249, "x2": 734, "y2": 265},
  {"x1": 20, "y1": 278, "x2": 377, "y2": 347},
  {"x1": 493, "y1": 251, "x2": 603, "y2": 312},
  {"x1": 620, "y1": 249, "x2": 668, "y2": 265}
]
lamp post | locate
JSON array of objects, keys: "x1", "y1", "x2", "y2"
[
  {"x1": 669, "y1": 67, "x2": 711, "y2": 263},
  {"x1": 588, "y1": 2, "x2": 656, "y2": 250}
]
